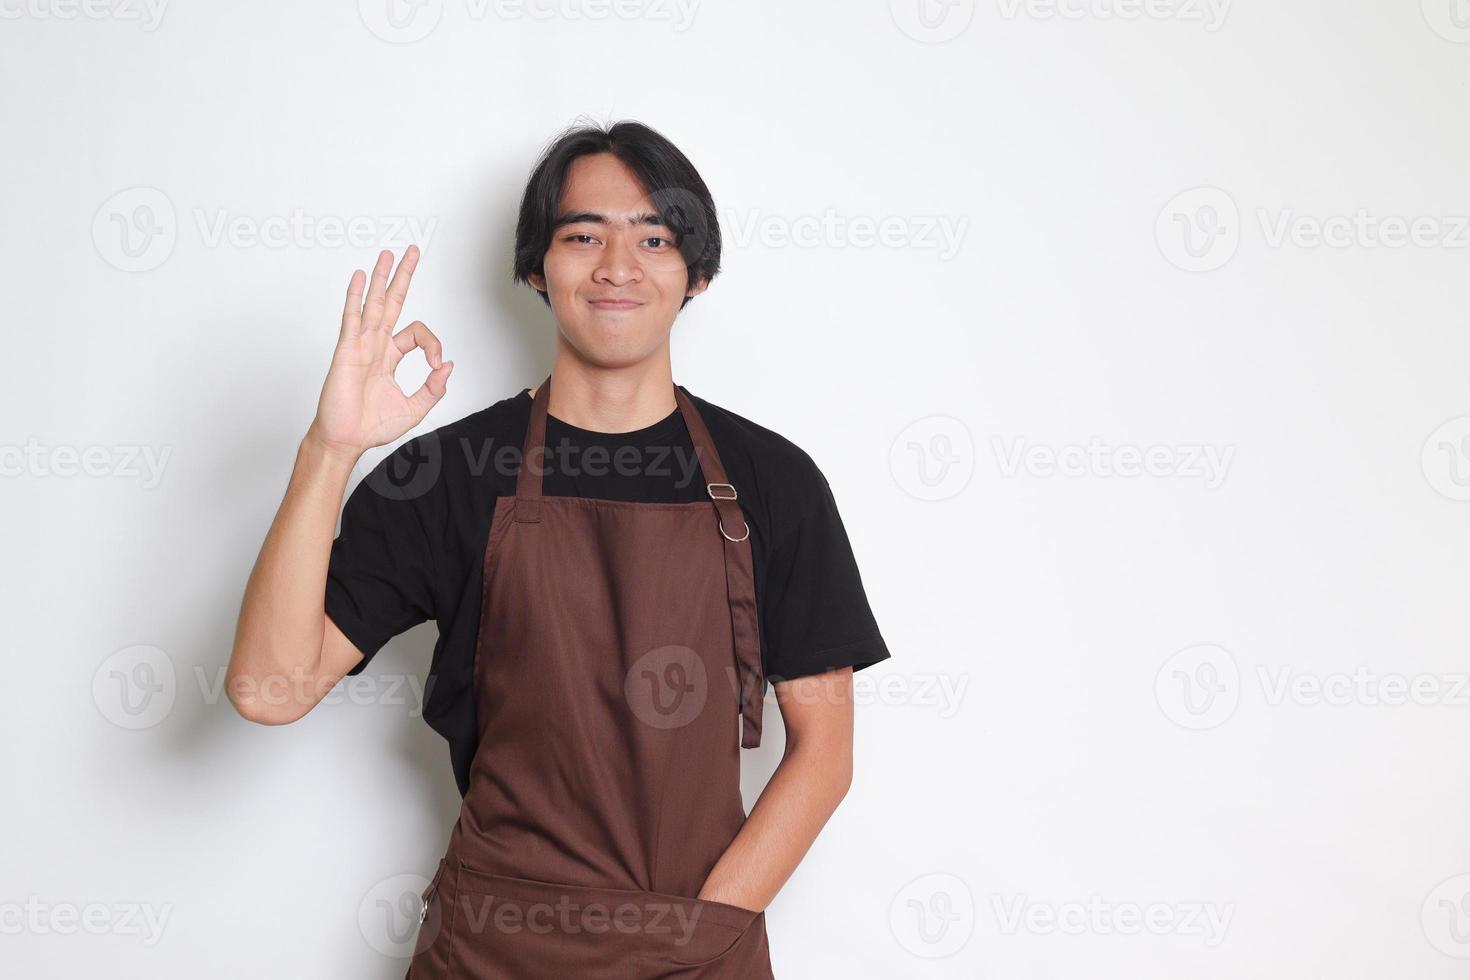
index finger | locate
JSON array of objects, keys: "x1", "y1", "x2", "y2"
[{"x1": 339, "y1": 268, "x2": 366, "y2": 341}]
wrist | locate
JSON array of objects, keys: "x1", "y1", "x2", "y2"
[
  {"x1": 299, "y1": 426, "x2": 363, "y2": 473},
  {"x1": 696, "y1": 881, "x2": 764, "y2": 913}
]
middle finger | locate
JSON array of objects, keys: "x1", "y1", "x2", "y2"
[
  {"x1": 377, "y1": 244, "x2": 421, "y2": 335},
  {"x1": 360, "y1": 249, "x2": 394, "y2": 331}
]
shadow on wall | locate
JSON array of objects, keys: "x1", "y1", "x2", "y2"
[
  {"x1": 171, "y1": 167, "x2": 561, "y2": 858},
  {"x1": 336, "y1": 172, "x2": 561, "y2": 829}
]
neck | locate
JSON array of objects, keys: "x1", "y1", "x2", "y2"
[{"x1": 532, "y1": 347, "x2": 677, "y2": 434}]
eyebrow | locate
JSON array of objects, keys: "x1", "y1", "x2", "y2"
[{"x1": 551, "y1": 211, "x2": 669, "y2": 231}]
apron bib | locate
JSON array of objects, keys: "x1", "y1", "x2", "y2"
[{"x1": 407, "y1": 374, "x2": 774, "y2": 979}]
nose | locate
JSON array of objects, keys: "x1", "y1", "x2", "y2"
[{"x1": 593, "y1": 232, "x2": 643, "y2": 287}]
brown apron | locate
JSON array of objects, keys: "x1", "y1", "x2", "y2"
[{"x1": 406, "y1": 374, "x2": 774, "y2": 979}]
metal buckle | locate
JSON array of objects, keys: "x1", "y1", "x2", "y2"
[
  {"x1": 419, "y1": 897, "x2": 429, "y2": 923},
  {"x1": 719, "y1": 516, "x2": 751, "y2": 543},
  {"x1": 707, "y1": 482, "x2": 738, "y2": 500}
]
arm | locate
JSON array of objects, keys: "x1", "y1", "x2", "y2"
[
  {"x1": 696, "y1": 667, "x2": 854, "y2": 912},
  {"x1": 225, "y1": 246, "x2": 451, "y2": 725},
  {"x1": 226, "y1": 436, "x2": 364, "y2": 725}
]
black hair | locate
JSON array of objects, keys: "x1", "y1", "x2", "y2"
[{"x1": 512, "y1": 120, "x2": 721, "y2": 310}]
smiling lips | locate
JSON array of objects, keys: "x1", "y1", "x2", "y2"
[{"x1": 589, "y1": 298, "x2": 642, "y2": 310}]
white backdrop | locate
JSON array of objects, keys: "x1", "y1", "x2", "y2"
[{"x1": 4, "y1": 1, "x2": 1470, "y2": 977}]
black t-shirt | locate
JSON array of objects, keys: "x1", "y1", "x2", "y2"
[{"x1": 324, "y1": 385, "x2": 891, "y2": 796}]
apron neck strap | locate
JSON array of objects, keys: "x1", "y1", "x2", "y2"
[
  {"x1": 513, "y1": 374, "x2": 553, "y2": 522},
  {"x1": 514, "y1": 373, "x2": 739, "y2": 516}
]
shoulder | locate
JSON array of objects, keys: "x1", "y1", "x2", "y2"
[
  {"x1": 682, "y1": 389, "x2": 822, "y2": 474},
  {"x1": 680, "y1": 387, "x2": 833, "y2": 529},
  {"x1": 358, "y1": 390, "x2": 529, "y2": 501},
  {"x1": 421, "y1": 390, "x2": 529, "y2": 460}
]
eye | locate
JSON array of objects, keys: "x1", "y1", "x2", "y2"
[
  {"x1": 564, "y1": 233, "x2": 599, "y2": 245},
  {"x1": 644, "y1": 236, "x2": 674, "y2": 250}
]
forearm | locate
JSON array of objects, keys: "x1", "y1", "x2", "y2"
[
  {"x1": 696, "y1": 725, "x2": 853, "y2": 912},
  {"x1": 226, "y1": 428, "x2": 359, "y2": 723}
]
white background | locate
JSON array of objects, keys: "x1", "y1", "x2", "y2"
[{"x1": 4, "y1": 0, "x2": 1470, "y2": 977}]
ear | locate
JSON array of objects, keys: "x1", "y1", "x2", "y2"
[
  {"x1": 529, "y1": 271, "x2": 546, "y2": 292},
  {"x1": 685, "y1": 276, "x2": 709, "y2": 299}
]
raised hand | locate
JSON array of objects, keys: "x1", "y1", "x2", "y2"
[{"x1": 307, "y1": 246, "x2": 453, "y2": 458}]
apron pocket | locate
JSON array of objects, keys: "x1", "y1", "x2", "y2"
[
  {"x1": 640, "y1": 894, "x2": 758, "y2": 970},
  {"x1": 449, "y1": 864, "x2": 762, "y2": 977}
]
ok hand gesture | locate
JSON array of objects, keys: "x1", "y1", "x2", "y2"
[{"x1": 307, "y1": 246, "x2": 453, "y2": 458}]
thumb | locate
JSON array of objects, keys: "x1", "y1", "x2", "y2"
[{"x1": 407, "y1": 360, "x2": 452, "y2": 420}]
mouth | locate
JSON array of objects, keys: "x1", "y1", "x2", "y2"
[{"x1": 589, "y1": 299, "x2": 643, "y2": 310}]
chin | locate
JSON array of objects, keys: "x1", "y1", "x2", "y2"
[
  {"x1": 557, "y1": 330, "x2": 661, "y2": 370},
  {"x1": 554, "y1": 312, "x2": 666, "y2": 362}
]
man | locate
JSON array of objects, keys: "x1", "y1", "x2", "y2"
[{"x1": 226, "y1": 120, "x2": 890, "y2": 977}]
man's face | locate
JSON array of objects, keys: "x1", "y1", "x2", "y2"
[{"x1": 529, "y1": 152, "x2": 707, "y2": 368}]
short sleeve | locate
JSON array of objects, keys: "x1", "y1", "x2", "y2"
[
  {"x1": 324, "y1": 440, "x2": 438, "y2": 676},
  {"x1": 760, "y1": 469, "x2": 891, "y2": 683}
]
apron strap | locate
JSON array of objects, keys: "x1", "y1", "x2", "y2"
[
  {"x1": 673, "y1": 385, "x2": 765, "y2": 750},
  {"x1": 513, "y1": 374, "x2": 553, "y2": 524},
  {"x1": 512, "y1": 373, "x2": 766, "y2": 748}
]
